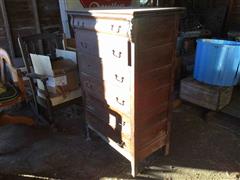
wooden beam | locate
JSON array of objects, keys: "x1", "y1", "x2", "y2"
[
  {"x1": 31, "y1": 0, "x2": 43, "y2": 53},
  {"x1": 59, "y1": 0, "x2": 71, "y2": 38},
  {"x1": 222, "y1": 0, "x2": 234, "y2": 34},
  {"x1": 31, "y1": 0, "x2": 41, "y2": 34},
  {"x1": 0, "y1": 0, "x2": 15, "y2": 58}
]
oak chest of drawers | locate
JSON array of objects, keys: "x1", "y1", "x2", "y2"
[{"x1": 70, "y1": 8, "x2": 184, "y2": 177}]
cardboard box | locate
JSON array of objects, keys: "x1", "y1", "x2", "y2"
[
  {"x1": 30, "y1": 49, "x2": 79, "y2": 97},
  {"x1": 47, "y1": 60, "x2": 79, "y2": 95}
]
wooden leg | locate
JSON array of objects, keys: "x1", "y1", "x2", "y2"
[
  {"x1": 86, "y1": 125, "x2": 91, "y2": 141},
  {"x1": 0, "y1": 114, "x2": 34, "y2": 126},
  {"x1": 164, "y1": 143, "x2": 170, "y2": 156},
  {"x1": 201, "y1": 108, "x2": 210, "y2": 121},
  {"x1": 48, "y1": 110, "x2": 54, "y2": 124},
  {"x1": 130, "y1": 160, "x2": 138, "y2": 177}
]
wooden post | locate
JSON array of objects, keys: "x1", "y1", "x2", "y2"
[
  {"x1": 222, "y1": 0, "x2": 234, "y2": 34},
  {"x1": 0, "y1": 0, "x2": 15, "y2": 58},
  {"x1": 31, "y1": 0, "x2": 43, "y2": 53},
  {"x1": 59, "y1": 0, "x2": 71, "y2": 38},
  {"x1": 31, "y1": 0, "x2": 41, "y2": 34}
]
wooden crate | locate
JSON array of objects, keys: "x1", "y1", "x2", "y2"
[{"x1": 180, "y1": 77, "x2": 233, "y2": 111}]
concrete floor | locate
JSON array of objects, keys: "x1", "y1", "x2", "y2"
[{"x1": 0, "y1": 103, "x2": 239, "y2": 180}]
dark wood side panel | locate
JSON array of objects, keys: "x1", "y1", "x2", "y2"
[
  {"x1": 138, "y1": 118, "x2": 168, "y2": 148},
  {"x1": 138, "y1": 66, "x2": 172, "y2": 94},
  {"x1": 138, "y1": 43, "x2": 174, "y2": 72},
  {"x1": 136, "y1": 15, "x2": 175, "y2": 49},
  {"x1": 138, "y1": 85, "x2": 170, "y2": 110},
  {"x1": 138, "y1": 135, "x2": 167, "y2": 162},
  {"x1": 135, "y1": 14, "x2": 178, "y2": 160}
]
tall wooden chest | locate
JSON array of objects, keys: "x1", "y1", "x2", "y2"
[{"x1": 69, "y1": 8, "x2": 184, "y2": 176}]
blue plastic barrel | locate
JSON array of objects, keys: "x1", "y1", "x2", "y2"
[{"x1": 194, "y1": 39, "x2": 240, "y2": 86}]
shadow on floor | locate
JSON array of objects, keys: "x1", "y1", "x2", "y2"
[{"x1": 0, "y1": 104, "x2": 239, "y2": 180}]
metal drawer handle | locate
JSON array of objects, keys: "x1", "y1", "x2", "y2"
[
  {"x1": 77, "y1": 21, "x2": 85, "y2": 28},
  {"x1": 116, "y1": 97, "x2": 125, "y2": 106},
  {"x1": 111, "y1": 25, "x2": 122, "y2": 33},
  {"x1": 86, "y1": 82, "x2": 93, "y2": 89},
  {"x1": 119, "y1": 121, "x2": 126, "y2": 127},
  {"x1": 115, "y1": 74, "x2": 124, "y2": 83},
  {"x1": 118, "y1": 141, "x2": 125, "y2": 148},
  {"x1": 88, "y1": 105, "x2": 95, "y2": 111},
  {"x1": 117, "y1": 25, "x2": 122, "y2": 33},
  {"x1": 80, "y1": 42, "x2": 88, "y2": 48},
  {"x1": 112, "y1": 50, "x2": 122, "y2": 58},
  {"x1": 111, "y1": 24, "x2": 114, "y2": 31},
  {"x1": 81, "y1": 22, "x2": 85, "y2": 27}
]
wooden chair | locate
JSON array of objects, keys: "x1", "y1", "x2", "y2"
[
  {"x1": 63, "y1": 38, "x2": 76, "y2": 51},
  {"x1": 18, "y1": 33, "x2": 82, "y2": 124},
  {"x1": 0, "y1": 48, "x2": 33, "y2": 126}
]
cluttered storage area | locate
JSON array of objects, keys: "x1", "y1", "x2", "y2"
[{"x1": 0, "y1": 0, "x2": 239, "y2": 179}]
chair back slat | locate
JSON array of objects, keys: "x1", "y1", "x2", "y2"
[{"x1": 18, "y1": 32, "x2": 64, "y2": 74}]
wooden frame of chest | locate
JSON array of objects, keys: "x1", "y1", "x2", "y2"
[{"x1": 69, "y1": 8, "x2": 184, "y2": 177}]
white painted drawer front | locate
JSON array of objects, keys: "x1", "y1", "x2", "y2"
[
  {"x1": 73, "y1": 18, "x2": 130, "y2": 36},
  {"x1": 79, "y1": 53, "x2": 131, "y2": 90},
  {"x1": 81, "y1": 73, "x2": 131, "y2": 116},
  {"x1": 76, "y1": 30, "x2": 129, "y2": 64}
]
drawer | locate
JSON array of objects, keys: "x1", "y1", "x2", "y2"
[
  {"x1": 85, "y1": 95, "x2": 131, "y2": 136},
  {"x1": 81, "y1": 73, "x2": 131, "y2": 115},
  {"x1": 86, "y1": 111, "x2": 131, "y2": 150},
  {"x1": 73, "y1": 17, "x2": 130, "y2": 36},
  {"x1": 78, "y1": 53, "x2": 131, "y2": 89},
  {"x1": 76, "y1": 30, "x2": 130, "y2": 65}
]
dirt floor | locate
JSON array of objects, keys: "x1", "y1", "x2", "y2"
[{"x1": 0, "y1": 103, "x2": 239, "y2": 180}]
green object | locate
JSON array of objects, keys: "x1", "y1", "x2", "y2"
[
  {"x1": 0, "y1": 82, "x2": 7, "y2": 95},
  {"x1": 0, "y1": 83, "x2": 19, "y2": 104}
]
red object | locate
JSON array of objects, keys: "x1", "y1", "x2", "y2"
[{"x1": 79, "y1": 0, "x2": 132, "y2": 8}]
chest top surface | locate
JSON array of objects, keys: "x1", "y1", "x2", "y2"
[{"x1": 68, "y1": 7, "x2": 185, "y2": 19}]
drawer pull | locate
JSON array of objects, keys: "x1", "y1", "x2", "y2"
[
  {"x1": 80, "y1": 42, "x2": 88, "y2": 48},
  {"x1": 119, "y1": 121, "x2": 126, "y2": 127},
  {"x1": 112, "y1": 50, "x2": 122, "y2": 58},
  {"x1": 118, "y1": 141, "x2": 125, "y2": 148},
  {"x1": 111, "y1": 25, "x2": 122, "y2": 33},
  {"x1": 85, "y1": 82, "x2": 93, "y2": 89},
  {"x1": 115, "y1": 74, "x2": 124, "y2": 83},
  {"x1": 87, "y1": 105, "x2": 95, "y2": 111},
  {"x1": 117, "y1": 26, "x2": 122, "y2": 33},
  {"x1": 81, "y1": 22, "x2": 85, "y2": 28},
  {"x1": 77, "y1": 21, "x2": 85, "y2": 28},
  {"x1": 116, "y1": 97, "x2": 125, "y2": 106},
  {"x1": 111, "y1": 24, "x2": 114, "y2": 31}
]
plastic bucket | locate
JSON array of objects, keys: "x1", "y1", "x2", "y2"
[{"x1": 194, "y1": 39, "x2": 240, "y2": 86}]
